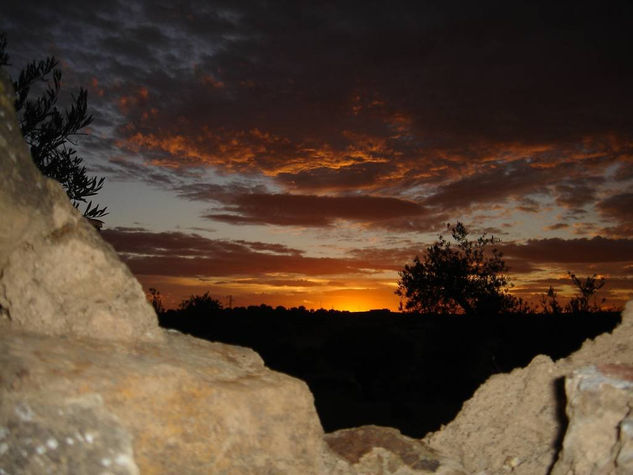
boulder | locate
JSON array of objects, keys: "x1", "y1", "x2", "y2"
[
  {"x1": 551, "y1": 364, "x2": 633, "y2": 475},
  {"x1": 1, "y1": 328, "x2": 327, "y2": 473},
  {"x1": 1, "y1": 394, "x2": 138, "y2": 474},
  {"x1": 424, "y1": 300, "x2": 633, "y2": 474},
  {"x1": 324, "y1": 425, "x2": 466, "y2": 474},
  {"x1": 0, "y1": 72, "x2": 161, "y2": 343}
]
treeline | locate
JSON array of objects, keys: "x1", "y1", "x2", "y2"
[
  {"x1": 150, "y1": 224, "x2": 620, "y2": 436},
  {"x1": 153, "y1": 291, "x2": 620, "y2": 437}
]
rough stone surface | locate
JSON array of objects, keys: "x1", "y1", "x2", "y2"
[
  {"x1": 0, "y1": 327, "x2": 328, "y2": 474},
  {"x1": 0, "y1": 72, "x2": 161, "y2": 342},
  {"x1": 324, "y1": 425, "x2": 466, "y2": 474},
  {"x1": 551, "y1": 364, "x2": 633, "y2": 475},
  {"x1": 424, "y1": 300, "x2": 633, "y2": 475},
  {"x1": 0, "y1": 394, "x2": 138, "y2": 474}
]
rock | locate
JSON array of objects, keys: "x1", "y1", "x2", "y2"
[
  {"x1": 0, "y1": 394, "x2": 138, "y2": 475},
  {"x1": 0, "y1": 328, "x2": 328, "y2": 473},
  {"x1": 551, "y1": 364, "x2": 633, "y2": 475},
  {"x1": 424, "y1": 300, "x2": 633, "y2": 474},
  {"x1": 0, "y1": 72, "x2": 161, "y2": 343},
  {"x1": 324, "y1": 425, "x2": 466, "y2": 474},
  {"x1": 423, "y1": 354, "x2": 563, "y2": 474}
]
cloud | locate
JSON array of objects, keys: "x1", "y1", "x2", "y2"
[
  {"x1": 203, "y1": 192, "x2": 428, "y2": 227},
  {"x1": 423, "y1": 161, "x2": 555, "y2": 210},
  {"x1": 4, "y1": 1, "x2": 631, "y2": 226},
  {"x1": 596, "y1": 192, "x2": 633, "y2": 237},
  {"x1": 554, "y1": 177, "x2": 604, "y2": 211},
  {"x1": 275, "y1": 162, "x2": 399, "y2": 191},
  {"x1": 502, "y1": 237, "x2": 633, "y2": 264},
  {"x1": 94, "y1": 157, "x2": 179, "y2": 186},
  {"x1": 101, "y1": 227, "x2": 383, "y2": 276}
]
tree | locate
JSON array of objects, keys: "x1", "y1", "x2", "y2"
[
  {"x1": 148, "y1": 288, "x2": 165, "y2": 316},
  {"x1": 178, "y1": 292, "x2": 223, "y2": 315},
  {"x1": 0, "y1": 33, "x2": 107, "y2": 222},
  {"x1": 396, "y1": 222, "x2": 516, "y2": 316},
  {"x1": 566, "y1": 272, "x2": 606, "y2": 313},
  {"x1": 541, "y1": 286, "x2": 563, "y2": 315}
]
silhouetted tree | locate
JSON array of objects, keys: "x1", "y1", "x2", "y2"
[
  {"x1": 0, "y1": 33, "x2": 107, "y2": 221},
  {"x1": 148, "y1": 288, "x2": 165, "y2": 316},
  {"x1": 179, "y1": 292, "x2": 223, "y2": 315},
  {"x1": 541, "y1": 286, "x2": 563, "y2": 315},
  {"x1": 567, "y1": 272, "x2": 606, "y2": 313},
  {"x1": 396, "y1": 223, "x2": 516, "y2": 316}
]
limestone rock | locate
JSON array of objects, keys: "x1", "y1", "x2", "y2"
[
  {"x1": 0, "y1": 328, "x2": 327, "y2": 473},
  {"x1": 423, "y1": 354, "x2": 563, "y2": 474},
  {"x1": 324, "y1": 425, "x2": 466, "y2": 474},
  {"x1": 0, "y1": 72, "x2": 161, "y2": 342},
  {"x1": 1, "y1": 394, "x2": 138, "y2": 474},
  {"x1": 551, "y1": 364, "x2": 633, "y2": 475},
  {"x1": 424, "y1": 300, "x2": 633, "y2": 474}
]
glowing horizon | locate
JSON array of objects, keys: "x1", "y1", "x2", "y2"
[{"x1": 3, "y1": 1, "x2": 632, "y2": 312}]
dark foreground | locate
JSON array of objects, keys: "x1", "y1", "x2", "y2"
[{"x1": 159, "y1": 307, "x2": 620, "y2": 437}]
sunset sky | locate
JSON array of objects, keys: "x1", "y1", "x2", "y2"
[{"x1": 3, "y1": 1, "x2": 633, "y2": 311}]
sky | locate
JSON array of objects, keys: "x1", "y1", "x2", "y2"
[{"x1": 2, "y1": 0, "x2": 633, "y2": 311}]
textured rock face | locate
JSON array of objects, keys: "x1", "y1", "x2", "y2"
[
  {"x1": 324, "y1": 425, "x2": 466, "y2": 474},
  {"x1": 551, "y1": 365, "x2": 633, "y2": 475},
  {"x1": 425, "y1": 300, "x2": 633, "y2": 474},
  {"x1": 0, "y1": 73, "x2": 161, "y2": 342},
  {"x1": 1, "y1": 328, "x2": 327, "y2": 473},
  {"x1": 1, "y1": 394, "x2": 138, "y2": 474}
]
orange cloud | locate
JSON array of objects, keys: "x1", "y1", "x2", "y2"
[{"x1": 117, "y1": 86, "x2": 150, "y2": 112}]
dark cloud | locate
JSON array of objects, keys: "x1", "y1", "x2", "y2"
[
  {"x1": 204, "y1": 193, "x2": 427, "y2": 227},
  {"x1": 516, "y1": 197, "x2": 541, "y2": 214},
  {"x1": 213, "y1": 278, "x2": 327, "y2": 288},
  {"x1": 598, "y1": 192, "x2": 633, "y2": 223},
  {"x1": 349, "y1": 247, "x2": 424, "y2": 272},
  {"x1": 4, "y1": 0, "x2": 631, "y2": 202},
  {"x1": 94, "y1": 157, "x2": 179, "y2": 186},
  {"x1": 545, "y1": 223, "x2": 570, "y2": 231},
  {"x1": 101, "y1": 227, "x2": 388, "y2": 277},
  {"x1": 598, "y1": 192, "x2": 633, "y2": 238},
  {"x1": 554, "y1": 177, "x2": 603, "y2": 211},
  {"x1": 502, "y1": 237, "x2": 633, "y2": 263},
  {"x1": 276, "y1": 162, "x2": 398, "y2": 191},
  {"x1": 102, "y1": 227, "x2": 300, "y2": 258},
  {"x1": 423, "y1": 161, "x2": 554, "y2": 210}
]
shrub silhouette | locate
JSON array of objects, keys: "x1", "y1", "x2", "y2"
[
  {"x1": 148, "y1": 288, "x2": 165, "y2": 316},
  {"x1": 542, "y1": 273, "x2": 607, "y2": 314},
  {"x1": 0, "y1": 33, "x2": 107, "y2": 222},
  {"x1": 178, "y1": 292, "x2": 223, "y2": 315},
  {"x1": 567, "y1": 272, "x2": 606, "y2": 313},
  {"x1": 396, "y1": 222, "x2": 516, "y2": 316},
  {"x1": 541, "y1": 286, "x2": 563, "y2": 315}
]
